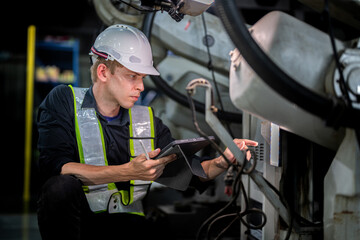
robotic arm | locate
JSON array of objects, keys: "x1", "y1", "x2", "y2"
[
  {"x1": 92, "y1": 0, "x2": 213, "y2": 27},
  {"x1": 140, "y1": 0, "x2": 213, "y2": 21}
]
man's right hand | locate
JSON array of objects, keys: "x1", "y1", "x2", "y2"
[
  {"x1": 61, "y1": 148, "x2": 176, "y2": 185},
  {"x1": 127, "y1": 148, "x2": 177, "y2": 181}
]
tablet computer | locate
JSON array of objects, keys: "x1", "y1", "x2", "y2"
[
  {"x1": 154, "y1": 136, "x2": 215, "y2": 191},
  {"x1": 155, "y1": 136, "x2": 215, "y2": 159}
]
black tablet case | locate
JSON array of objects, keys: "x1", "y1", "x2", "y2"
[{"x1": 154, "y1": 137, "x2": 214, "y2": 191}]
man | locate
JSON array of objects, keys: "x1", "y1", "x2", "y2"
[{"x1": 37, "y1": 24, "x2": 257, "y2": 240}]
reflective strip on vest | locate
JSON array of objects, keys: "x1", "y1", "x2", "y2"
[
  {"x1": 69, "y1": 85, "x2": 155, "y2": 214},
  {"x1": 125, "y1": 106, "x2": 155, "y2": 206}
]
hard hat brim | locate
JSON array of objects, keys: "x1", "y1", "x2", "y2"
[{"x1": 120, "y1": 61, "x2": 160, "y2": 76}]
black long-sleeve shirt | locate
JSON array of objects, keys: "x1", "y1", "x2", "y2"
[{"x1": 37, "y1": 84, "x2": 208, "y2": 192}]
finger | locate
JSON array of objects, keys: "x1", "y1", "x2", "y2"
[
  {"x1": 156, "y1": 154, "x2": 177, "y2": 165},
  {"x1": 234, "y1": 139, "x2": 258, "y2": 147},
  {"x1": 246, "y1": 150, "x2": 252, "y2": 161},
  {"x1": 233, "y1": 140, "x2": 246, "y2": 151},
  {"x1": 239, "y1": 141, "x2": 246, "y2": 150},
  {"x1": 242, "y1": 139, "x2": 258, "y2": 146},
  {"x1": 148, "y1": 148, "x2": 161, "y2": 158},
  {"x1": 134, "y1": 153, "x2": 147, "y2": 161}
]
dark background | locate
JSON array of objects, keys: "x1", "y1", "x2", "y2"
[{"x1": 0, "y1": 0, "x2": 358, "y2": 213}]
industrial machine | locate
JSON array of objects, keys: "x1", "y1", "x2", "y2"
[{"x1": 92, "y1": 0, "x2": 360, "y2": 239}]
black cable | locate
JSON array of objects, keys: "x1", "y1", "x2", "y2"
[
  {"x1": 213, "y1": 214, "x2": 240, "y2": 240},
  {"x1": 242, "y1": 148, "x2": 257, "y2": 174},
  {"x1": 237, "y1": 176, "x2": 267, "y2": 230},
  {"x1": 262, "y1": 174, "x2": 281, "y2": 197},
  {"x1": 201, "y1": 13, "x2": 234, "y2": 138},
  {"x1": 186, "y1": 91, "x2": 234, "y2": 168},
  {"x1": 323, "y1": 0, "x2": 351, "y2": 106},
  {"x1": 196, "y1": 149, "x2": 266, "y2": 240},
  {"x1": 114, "y1": 0, "x2": 155, "y2": 12},
  {"x1": 196, "y1": 168, "x2": 242, "y2": 240},
  {"x1": 142, "y1": 11, "x2": 243, "y2": 123},
  {"x1": 188, "y1": 84, "x2": 277, "y2": 238},
  {"x1": 201, "y1": 13, "x2": 221, "y2": 105},
  {"x1": 283, "y1": 194, "x2": 294, "y2": 240},
  {"x1": 186, "y1": 81, "x2": 256, "y2": 171},
  {"x1": 204, "y1": 169, "x2": 267, "y2": 240},
  {"x1": 186, "y1": 83, "x2": 265, "y2": 239}
]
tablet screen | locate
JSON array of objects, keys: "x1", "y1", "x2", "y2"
[{"x1": 156, "y1": 136, "x2": 215, "y2": 159}]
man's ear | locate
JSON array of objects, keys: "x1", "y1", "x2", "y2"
[{"x1": 97, "y1": 63, "x2": 109, "y2": 83}]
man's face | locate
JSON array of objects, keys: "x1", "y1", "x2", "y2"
[{"x1": 107, "y1": 65, "x2": 147, "y2": 109}]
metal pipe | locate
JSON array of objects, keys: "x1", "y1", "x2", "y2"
[{"x1": 23, "y1": 25, "x2": 36, "y2": 205}]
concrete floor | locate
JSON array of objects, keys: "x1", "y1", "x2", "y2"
[{"x1": 0, "y1": 213, "x2": 41, "y2": 240}]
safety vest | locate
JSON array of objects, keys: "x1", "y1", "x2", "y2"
[{"x1": 69, "y1": 85, "x2": 155, "y2": 215}]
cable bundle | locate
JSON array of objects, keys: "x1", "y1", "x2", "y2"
[
  {"x1": 186, "y1": 88, "x2": 266, "y2": 239},
  {"x1": 195, "y1": 150, "x2": 267, "y2": 240}
]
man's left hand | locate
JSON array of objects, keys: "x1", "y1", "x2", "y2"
[{"x1": 219, "y1": 139, "x2": 258, "y2": 168}]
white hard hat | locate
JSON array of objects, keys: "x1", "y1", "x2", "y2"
[{"x1": 90, "y1": 24, "x2": 160, "y2": 76}]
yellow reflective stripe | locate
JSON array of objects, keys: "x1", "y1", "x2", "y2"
[
  {"x1": 148, "y1": 106, "x2": 155, "y2": 151},
  {"x1": 147, "y1": 107, "x2": 155, "y2": 186},
  {"x1": 82, "y1": 185, "x2": 89, "y2": 193},
  {"x1": 127, "y1": 212, "x2": 145, "y2": 217},
  {"x1": 69, "y1": 85, "x2": 114, "y2": 194},
  {"x1": 94, "y1": 209, "x2": 107, "y2": 214},
  {"x1": 126, "y1": 108, "x2": 135, "y2": 205},
  {"x1": 121, "y1": 106, "x2": 156, "y2": 210},
  {"x1": 69, "y1": 85, "x2": 85, "y2": 164},
  {"x1": 119, "y1": 190, "x2": 130, "y2": 205},
  {"x1": 128, "y1": 108, "x2": 135, "y2": 157},
  {"x1": 147, "y1": 107, "x2": 155, "y2": 184},
  {"x1": 130, "y1": 183, "x2": 134, "y2": 205},
  {"x1": 108, "y1": 183, "x2": 117, "y2": 191}
]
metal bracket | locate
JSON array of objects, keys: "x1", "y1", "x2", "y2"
[{"x1": 186, "y1": 78, "x2": 290, "y2": 225}]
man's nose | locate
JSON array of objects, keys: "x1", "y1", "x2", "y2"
[{"x1": 137, "y1": 79, "x2": 144, "y2": 92}]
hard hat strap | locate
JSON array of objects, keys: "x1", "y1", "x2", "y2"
[{"x1": 90, "y1": 46, "x2": 113, "y2": 61}]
